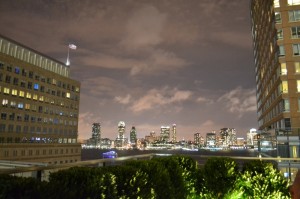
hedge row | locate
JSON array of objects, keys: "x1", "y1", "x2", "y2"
[{"x1": 0, "y1": 156, "x2": 291, "y2": 199}]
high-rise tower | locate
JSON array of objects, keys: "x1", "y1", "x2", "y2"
[
  {"x1": 130, "y1": 126, "x2": 137, "y2": 145},
  {"x1": 250, "y1": 0, "x2": 300, "y2": 179},
  {"x1": 250, "y1": 0, "x2": 300, "y2": 133}
]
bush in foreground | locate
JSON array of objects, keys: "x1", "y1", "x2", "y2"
[{"x1": 0, "y1": 156, "x2": 291, "y2": 198}]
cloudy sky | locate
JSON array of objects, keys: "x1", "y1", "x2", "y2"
[{"x1": 0, "y1": 0, "x2": 257, "y2": 141}]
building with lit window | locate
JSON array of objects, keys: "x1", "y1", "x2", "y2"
[
  {"x1": 206, "y1": 132, "x2": 216, "y2": 147},
  {"x1": 87, "y1": 123, "x2": 101, "y2": 147},
  {"x1": 194, "y1": 133, "x2": 204, "y2": 147},
  {"x1": 130, "y1": 126, "x2": 137, "y2": 146},
  {"x1": 171, "y1": 124, "x2": 177, "y2": 143},
  {"x1": 115, "y1": 121, "x2": 127, "y2": 147},
  {"x1": 160, "y1": 126, "x2": 170, "y2": 142},
  {"x1": 250, "y1": 0, "x2": 300, "y2": 179},
  {"x1": 0, "y1": 34, "x2": 81, "y2": 164},
  {"x1": 219, "y1": 128, "x2": 237, "y2": 147}
]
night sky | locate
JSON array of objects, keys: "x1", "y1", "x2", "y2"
[{"x1": 0, "y1": 0, "x2": 257, "y2": 141}]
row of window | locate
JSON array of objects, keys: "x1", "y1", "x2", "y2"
[
  {"x1": 0, "y1": 111, "x2": 77, "y2": 126},
  {"x1": 0, "y1": 124, "x2": 77, "y2": 136},
  {"x1": 276, "y1": 26, "x2": 300, "y2": 39},
  {"x1": 258, "y1": 116, "x2": 291, "y2": 131},
  {"x1": 0, "y1": 87, "x2": 79, "y2": 110},
  {"x1": 0, "y1": 61, "x2": 79, "y2": 92},
  {"x1": 0, "y1": 75, "x2": 79, "y2": 101},
  {"x1": 1, "y1": 147, "x2": 79, "y2": 158},
  {"x1": 275, "y1": 10, "x2": 300, "y2": 24},
  {"x1": 274, "y1": 0, "x2": 300, "y2": 8},
  {"x1": 0, "y1": 37, "x2": 70, "y2": 77},
  {"x1": 1, "y1": 100, "x2": 77, "y2": 118},
  {"x1": 277, "y1": 44, "x2": 300, "y2": 57}
]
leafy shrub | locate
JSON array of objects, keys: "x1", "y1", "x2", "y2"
[
  {"x1": 0, "y1": 174, "x2": 44, "y2": 199},
  {"x1": 202, "y1": 157, "x2": 239, "y2": 198}
]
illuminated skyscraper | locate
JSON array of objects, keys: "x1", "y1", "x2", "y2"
[
  {"x1": 91, "y1": 123, "x2": 101, "y2": 145},
  {"x1": 116, "y1": 121, "x2": 126, "y2": 147},
  {"x1": 171, "y1": 124, "x2": 177, "y2": 142},
  {"x1": 130, "y1": 126, "x2": 137, "y2": 145},
  {"x1": 250, "y1": 0, "x2": 300, "y2": 133},
  {"x1": 250, "y1": 0, "x2": 300, "y2": 178},
  {"x1": 160, "y1": 126, "x2": 170, "y2": 142},
  {"x1": 220, "y1": 128, "x2": 237, "y2": 147}
]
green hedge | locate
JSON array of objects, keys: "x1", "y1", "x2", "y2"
[{"x1": 0, "y1": 156, "x2": 291, "y2": 199}]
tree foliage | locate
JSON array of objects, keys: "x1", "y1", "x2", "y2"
[{"x1": 0, "y1": 156, "x2": 291, "y2": 199}]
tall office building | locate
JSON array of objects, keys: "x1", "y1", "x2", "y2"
[
  {"x1": 115, "y1": 121, "x2": 126, "y2": 147},
  {"x1": 0, "y1": 35, "x2": 81, "y2": 164},
  {"x1": 171, "y1": 124, "x2": 177, "y2": 143},
  {"x1": 88, "y1": 123, "x2": 101, "y2": 147},
  {"x1": 251, "y1": 0, "x2": 300, "y2": 133},
  {"x1": 160, "y1": 126, "x2": 170, "y2": 142},
  {"x1": 251, "y1": 0, "x2": 300, "y2": 179},
  {"x1": 219, "y1": 128, "x2": 237, "y2": 147},
  {"x1": 130, "y1": 126, "x2": 137, "y2": 145}
]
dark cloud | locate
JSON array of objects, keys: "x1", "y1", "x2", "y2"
[{"x1": 0, "y1": 0, "x2": 256, "y2": 140}]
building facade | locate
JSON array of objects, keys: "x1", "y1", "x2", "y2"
[
  {"x1": 115, "y1": 121, "x2": 126, "y2": 147},
  {"x1": 87, "y1": 123, "x2": 101, "y2": 147},
  {"x1": 219, "y1": 128, "x2": 237, "y2": 147},
  {"x1": 160, "y1": 126, "x2": 170, "y2": 142},
  {"x1": 130, "y1": 126, "x2": 137, "y2": 146},
  {"x1": 250, "y1": 0, "x2": 300, "y2": 179},
  {"x1": 0, "y1": 35, "x2": 81, "y2": 164}
]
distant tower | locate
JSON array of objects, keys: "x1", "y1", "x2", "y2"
[
  {"x1": 116, "y1": 121, "x2": 126, "y2": 147},
  {"x1": 92, "y1": 123, "x2": 101, "y2": 146},
  {"x1": 171, "y1": 124, "x2": 177, "y2": 142},
  {"x1": 206, "y1": 132, "x2": 216, "y2": 147},
  {"x1": 160, "y1": 126, "x2": 170, "y2": 142},
  {"x1": 220, "y1": 128, "x2": 237, "y2": 147},
  {"x1": 130, "y1": 126, "x2": 137, "y2": 145},
  {"x1": 194, "y1": 133, "x2": 201, "y2": 145},
  {"x1": 118, "y1": 121, "x2": 126, "y2": 139}
]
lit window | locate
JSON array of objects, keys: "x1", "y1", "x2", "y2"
[
  {"x1": 2, "y1": 99, "x2": 8, "y2": 106},
  {"x1": 296, "y1": 62, "x2": 300, "y2": 73},
  {"x1": 18, "y1": 103, "x2": 23, "y2": 109},
  {"x1": 291, "y1": 26, "x2": 300, "y2": 38},
  {"x1": 25, "y1": 103, "x2": 30, "y2": 110},
  {"x1": 279, "y1": 45, "x2": 285, "y2": 56},
  {"x1": 26, "y1": 92, "x2": 32, "y2": 99},
  {"x1": 282, "y1": 81, "x2": 288, "y2": 93},
  {"x1": 10, "y1": 101, "x2": 16, "y2": 108},
  {"x1": 274, "y1": 0, "x2": 280, "y2": 7},
  {"x1": 277, "y1": 29, "x2": 283, "y2": 40},
  {"x1": 75, "y1": 87, "x2": 80, "y2": 92},
  {"x1": 297, "y1": 80, "x2": 300, "y2": 92},
  {"x1": 19, "y1": 91, "x2": 25, "y2": 97},
  {"x1": 4, "y1": 87, "x2": 10, "y2": 94},
  {"x1": 34, "y1": 83, "x2": 39, "y2": 90},
  {"x1": 284, "y1": 99, "x2": 290, "y2": 111},
  {"x1": 33, "y1": 94, "x2": 38, "y2": 100},
  {"x1": 15, "y1": 67, "x2": 20, "y2": 74},
  {"x1": 288, "y1": 0, "x2": 300, "y2": 5},
  {"x1": 275, "y1": 12, "x2": 282, "y2": 24},
  {"x1": 66, "y1": 92, "x2": 70, "y2": 98},
  {"x1": 280, "y1": 63, "x2": 287, "y2": 75},
  {"x1": 293, "y1": 44, "x2": 300, "y2": 55},
  {"x1": 52, "y1": 79, "x2": 57, "y2": 85},
  {"x1": 39, "y1": 96, "x2": 44, "y2": 101},
  {"x1": 12, "y1": 89, "x2": 18, "y2": 96},
  {"x1": 289, "y1": 10, "x2": 300, "y2": 22}
]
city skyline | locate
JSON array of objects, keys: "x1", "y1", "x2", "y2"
[{"x1": 0, "y1": 0, "x2": 257, "y2": 140}]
